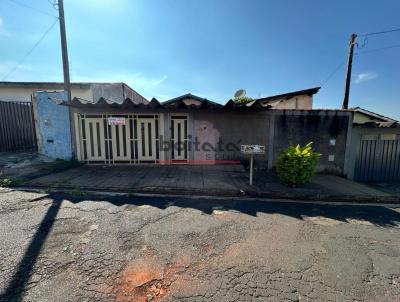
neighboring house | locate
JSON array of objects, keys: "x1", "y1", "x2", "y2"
[
  {"x1": 345, "y1": 107, "x2": 400, "y2": 182},
  {"x1": 351, "y1": 106, "x2": 398, "y2": 126},
  {"x1": 49, "y1": 86, "x2": 350, "y2": 174},
  {"x1": 0, "y1": 81, "x2": 148, "y2": 104},
  {"x1": 255, "y1": 87, "x2": 320, "y2": 109},
  {"x1": 162, "y1": 87, "x2": 320, "y2": 110}
]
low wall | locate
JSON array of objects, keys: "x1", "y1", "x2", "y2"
[
  {"x1": 33, "y1": 91, "x2": 72, "y2": 160},
  {"x1": 191, "y1": 110, "x2": 271, "y2": 166},
  {"x1": 272, "y1": 110, "x2": 350, "y2": 174},
  {"x1": 191, "y1": 110, "x2": 351, "y2": 173}
]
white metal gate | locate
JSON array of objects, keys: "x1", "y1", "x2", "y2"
[
  {"x1": 170, "y1": 115, "x2": 188, "y2": 162},
  {"x1": 77, "y1": 114, "x2": 161, "y2": 164},
  {"x1": 83, "y1": 118, "x2": 105, "y2": 161},
  {"x1": 111, "y1": 123, "x2": 131, "y2": 161},
  {"x1": 137, "y1": 116, "x2": 157, "y2": 161}
]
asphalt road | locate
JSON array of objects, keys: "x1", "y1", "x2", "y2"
[{"x1": 0, "y1": 189, "x2": 400, "y2": 302}]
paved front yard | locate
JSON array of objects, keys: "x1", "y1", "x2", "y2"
[
  {"x1": 1, "y1": 190, "x2": 400, "y2": 301},
  {"x1": 24, "y1": 165, "x2": 393, "y2": 201}
]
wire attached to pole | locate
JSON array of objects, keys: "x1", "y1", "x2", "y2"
[{"x1": 1, "y1": 18, "x2": 59, "y2": 80}]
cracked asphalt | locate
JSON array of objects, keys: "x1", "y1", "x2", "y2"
[{"x1": 0, "y1": 189, "x2": 400, "y2": 302}]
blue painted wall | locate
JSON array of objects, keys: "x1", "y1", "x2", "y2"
[{"x1": 35, "y1": 91, "x2": 72, "y2": 160}]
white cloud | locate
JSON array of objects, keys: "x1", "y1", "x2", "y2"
[
  {"x1": 0, "y1": 61, "x2": 34, "y2": 79},
  {"x1": 354, "y1": 72, "x2": 379, "y2": 84},
  {"x1": 0, "y1": 17, "x2": 11, "y2": 37},
  {"x1": 73, "y1": 71, "x2": 168, "y2": 89}
]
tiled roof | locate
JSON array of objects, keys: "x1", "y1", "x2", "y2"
[
  {"x1": 354, "y1": 121, "x2": 400, "y2": 128},
  {"x1": 68, "y1": 87, "x2": 321, "y2": 110},
  {"x1": 350, "y1": 106, "x2": 398, "y2": 123},
  {"x1": 255, "y1": 87, "x2": 320, "y2": 103},
  {"x1": 69, "y1": 96, "x2": 270, "y2": 110}
]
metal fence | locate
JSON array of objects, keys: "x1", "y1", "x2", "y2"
[
  {"x1": 355, "y1": 136, "x2": 400, "y2": 182},
  {"x1": 0, "y1": 100, "x2": 37, "y2": 152}
]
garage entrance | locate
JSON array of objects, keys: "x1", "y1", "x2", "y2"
[
  {"x1": 355, "y1": 133, "x2": 400, "y2": 182},
  {"x1": 77, "y1": 114, "x2": 161, "y2": 164}
]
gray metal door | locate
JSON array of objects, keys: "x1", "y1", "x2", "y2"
[
  {"x1": 0, "y1": 100, "x2": 37, "y2": 152},
  {"x1": 355, "y1": 134, "x2": 400, "y2": 182}
]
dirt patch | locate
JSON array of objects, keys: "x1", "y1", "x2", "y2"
[
  {"x1": 115, "y1": 256, "x2": 186, "y2": 302},
  {"x1": 306, "y1": 216, "x2": 343, "y2": 226}
]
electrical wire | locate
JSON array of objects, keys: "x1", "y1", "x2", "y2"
[
  {"x1": 356, "y1": 44, "x2": 400, "y2": 55},
  {"x1": 320, "y1": 58, "x2": 347, "y2": 87},
  {"x1": 6, "y1": 0, "x2": 58, "y2": 18},
  {"x1": 360, "y1": 28, "x2": 400, "y2": 37},
  {"x1": 1, "y1": 18, "x2": 59, "y2": 80}
]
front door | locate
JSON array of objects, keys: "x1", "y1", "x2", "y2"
[
  {"x1": 137, "y1": 117, "x2": 157, "y2": 161},
  {"x1": 171, "y1": 116, "x2": 188, "y2": 161},
  {"x1": 84, "y1": 118, "x2": 105, "y2": 162},
  {"x1": 110, "y1": 121, "x2": 131, "y2": 162}
]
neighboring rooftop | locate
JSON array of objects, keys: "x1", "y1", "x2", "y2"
[
  {"x1": 351, "y1": 106, "x2": 400, "y2": 128},
  {"x1": 0, "y1": 81, "x2": 148, "y2": 104},
  {"x1": 69, "y1": 87, "x2": 324, "y2": 111},
  {"x1": 255, "y1": 87, "x2": 321, "y2": 103},
  {"x1": 350, "y1": 106, "x2": 398, "y2": 123},
  {"x1": 0, "y1": 81, "x2": 129, "y2": 88}
]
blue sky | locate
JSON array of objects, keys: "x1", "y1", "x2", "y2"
[{"x1": 0, "y1": 0, "x2": 399, "y2": 119}]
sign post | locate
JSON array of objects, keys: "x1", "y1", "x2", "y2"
[{"x1": 241, "y1": 145, "x2": 266, "y2": 185}]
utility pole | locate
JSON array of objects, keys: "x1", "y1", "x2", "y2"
[
  {"x1": 57, "y1": 0, "x2": 76, "y2": 157},
  {"x1": 57, "y1": 0, "x2": 71, "y2": 103},
  {"x1": 342, "y1": 33, "x2": 357, "y2": 109}
]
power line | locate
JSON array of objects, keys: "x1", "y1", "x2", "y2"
[
  {"x1": 360, "y1": 28, "x2": 400, "y2": 37},
  {"x1": 1, "y1": 18, "x2": 59, "y2": 80},
  {"x1": 6, "y1": 0, "x2": 58, "y2": 18},
  {"x1": 356, "y1": 44, "x2": 400, "y2": 55},
  {"x1": 321, "y1": 58, "x2": 347, "y2": 87}
]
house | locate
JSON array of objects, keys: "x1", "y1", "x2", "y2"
[
  {"x1": 31, "y1": 86, "x2": 351, "y2": 175},
  {"x1": 345, "y1": 107, "x2": 400, "y2": 182},
  {"x1": 0, "y1": 81, "x2": 148, "y2": 104},
  {"x1": 255, "y1": 87, "x2": 320, "y2": 109}
]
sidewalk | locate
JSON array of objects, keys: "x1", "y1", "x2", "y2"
[{"x1": 22, "y1": 164, "x2": 399, "y2": 203}]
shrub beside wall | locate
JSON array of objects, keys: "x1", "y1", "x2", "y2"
[{"x1": 276, "y1": 142, "x2": 321, "y2": 186}]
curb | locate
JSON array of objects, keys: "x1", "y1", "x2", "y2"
[{"x1": 9, "y1": 184, "x2": 400, "y2": 205}]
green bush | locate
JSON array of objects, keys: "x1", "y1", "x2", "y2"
[
  {"x1": 0, "y1": 177, "x2": 13, "y2": 187},
  {"x1": 276, "y1": 142, "x2": 321, "y2": 186},
  {"x1": 234, "y1": 96, "x2": 254, "y2": 104}
]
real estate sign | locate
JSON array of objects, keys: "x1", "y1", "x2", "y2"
[
  {"x1": 240, "y1": 145, "x2": 266, "y2": 154},
  {"x1": 107, "y1": 117, "x2": 126, "y2": 126}
]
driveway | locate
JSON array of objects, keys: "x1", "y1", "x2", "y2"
[{"x1": 0, "y1": 190, "x2": 400, "y2": 302}]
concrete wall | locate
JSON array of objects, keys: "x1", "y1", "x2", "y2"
[
  {"x1": 191, "y1": 110, "x2": 270, "y2": 165},
  {"x1": 190, "y1": 110, "x2": 350, "y2": 172},
  {"x1": 0, "y1": 86, "x2": 92, "y2": 103},
  {"x1": 33, "y1": 91, "x2": 72, "y2": 160},
  {"x1": 272, "y1": 110, "x2": 350, "y2": 174}
]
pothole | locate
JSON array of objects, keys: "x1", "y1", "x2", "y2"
[{"x1": 115, "y1": 257, "x2": 182, "y2": 302}]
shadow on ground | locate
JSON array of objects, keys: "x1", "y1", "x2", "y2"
[{"x1": 1, "y1": 190, "x2": 400, "y2": 301}]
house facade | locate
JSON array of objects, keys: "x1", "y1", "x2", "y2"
[
  {"x1": 0, "y1": 81, "x2": 147, "y2": 104},
  {"x1": 63, "y1": 88, "x2": 350, "y2": 174},
  {"x1": 25, "y1": 87, "x2": 400, "y2": 183}
]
